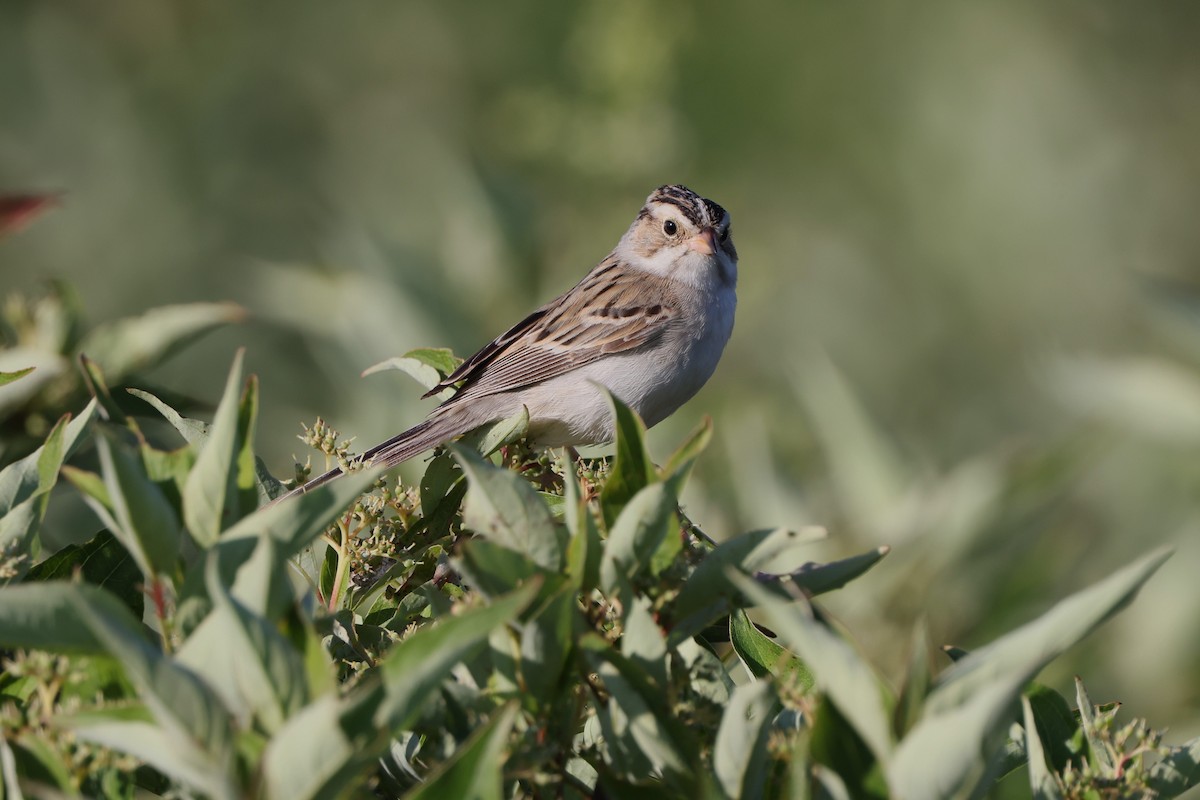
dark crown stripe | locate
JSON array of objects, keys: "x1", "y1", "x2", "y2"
[{"x1": 647, "y1": 184, "x2": 726, "y2": 229}]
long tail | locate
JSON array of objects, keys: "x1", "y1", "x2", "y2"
[{"x1": 279, "y1": 414, "x2": 464, "y2": 501}]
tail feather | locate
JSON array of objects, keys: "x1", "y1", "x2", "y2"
[{"x1": 279, "y1": 415, "x2": 463, "y2": 501}]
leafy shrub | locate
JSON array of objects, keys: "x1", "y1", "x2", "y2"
[{"x1": 0, "y1": 335, "x2": 1197, "y2": 799}]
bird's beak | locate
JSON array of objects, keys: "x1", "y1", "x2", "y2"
[{"x1": 689, "y1": 227, "x2": 719, "y2": 256}]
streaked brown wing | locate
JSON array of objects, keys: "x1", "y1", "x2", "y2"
[
  {"x1": 421, "y1": 304, "x2": 551, "y2": 399},
  {"x1": 427, "y1": 260, "x2": 676, "y2": 404}
]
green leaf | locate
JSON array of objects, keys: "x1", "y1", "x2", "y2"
[
  {"x1": 729, "y1": 608, "x2": 814, "y2": 689},
  {"x1": 928, "y1": 547, "x2": 1171, "y2": 712},
  {"x1": 564, "y1": 463, "x2": 601, "y2": 594},
  {"x1": 1073, "y1": 677, "x2": 1111, "y2": 772},
  {"x1": 126, "y1": 388, "x2": 209, "y2": 444},
  {"x1": 174, "y1": 552, "x2": 308, "y2": 734},
  {"x1": 1147, "y1": 735, "x2": 1200, "y2": 795},
  {"x1": 0, "y1": 402, "x2": 96, "y2": 557},
  {"x1": 94, "y1": 430, "x2": 181, "y2": 578},
  {"x1": 261, "y1": 581, "x2": 539, "y2": 800},
  {"x1": 1022, "y1": 695, "x2": 1061, "y2": 800},
  {"x1": 234, "y1": 374, "x2": 263, "y2": 510},
  {"x1": 404, "y1": 704, "x2": 519, "y2": 800},
  {"x1": 621, "y1": 596, "x2": 668, "y2": 689},
  {"x1": 810, "y1": 699, "x2": 889, "y2": 799},
  {"x1": 458, "y1": 406, "x2": 530, "y2": 458},
  {"x1": 452, "y1": 444, "x2": 563, "y2": 571},
  {"x1": 0, "y1": 585, "x2": 111, "y2": 652},
  {"x1": 418, "y1": 450, "x2": 466, "y2": 537},
  {"x1": 598, "y1": 389, "x2": 657, "y2": 528},
  {"x1": 889, "y1": 548, "x2": 1171, "y2": 799},
  {"x1": 714, "y1": 680, "x2": 777, "y2": 800},
  {"x1": 889, "y1": 676, "x2": 1026, "y2": 800},
  {"x1": 0, "y1": 351, "x2": 65, "y2": 422},
  {"x1": 6, "y1": 732, "x2": 77, "y2": 795},
  {"x1": 1, "y1": 582, "x2": 236, "y2": 796},
  {"x1": 0, "y1": 366, "x2": 35, "y2": 386},
  {"x1": 362, "y1": 347, "x2": 461, "y2": 391},
  {"x1": 519, "y1": 587, "x2": 576, "y2": 709},
  {"x1": 455, "y1": 538, "x2": 544, "y2": 599},
  {"x1": 67, "y1": 588, "x2": 233, "y2": 759},
  {"x1": 582, "y1": 637, "x2": 695, "y2": 789},
  {"x1": 669, "y1": 527, "x2": 825, "y2": 644},
  {"x1": 730, "y1": 571, "x2": 894, "y2": 765},
  {"x1": 1025, "y1": 683, "x2": 1080, "y2": 773},
  {"x1": 183, "y1": 350, "x2": 245, "y2": 547},
  {"x1": 788, "y1": 546, "x2": 890, "y2": 595},
  {"x1": 599, "y1": 483, "x2": 675, "y2": 596},
  {"x1": 219, "y1": 468, "x2": 379, "y2": 558},
  {"x1": 26, "y1": 531, "x2": 144, "y2": 619},
  {"x1": 661, "y1": 416, "x2": 713, "y2": 492},
  {"x1": 78, "y1": 355, "x2": 131, "y2": 425},
  {"x1": 228, "y1": 534, "x2": 296, "y2": 620},
  {"x1": 78, "y1": 301, "x2": 246, "y2": 383},
  {"x1": 68, "y1": 716, "x2": 238, "y2": 800}
]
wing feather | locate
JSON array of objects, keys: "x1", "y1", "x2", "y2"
[{"x1": 427, "y1": 258, "x2": 677, "y2": 405}]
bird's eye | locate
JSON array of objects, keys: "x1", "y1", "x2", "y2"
[
  {"x1": 662, "y1": 219, "x2": 678, "y2": 236},
  {"x1": 719, "y1": 226, "x2": 730, "y2": 243}
]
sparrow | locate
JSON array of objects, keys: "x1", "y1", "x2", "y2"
[{"x1": 289, "y1": 184, "x2": 737, "y2": 496}]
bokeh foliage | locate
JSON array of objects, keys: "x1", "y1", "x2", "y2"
[{"x1": 3, "y1": 0, "x2": 1200, "y2": 777}]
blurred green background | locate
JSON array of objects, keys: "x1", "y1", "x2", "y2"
[{"x1": 3, "y1": 0, "x2": 1200, "y2": 763}]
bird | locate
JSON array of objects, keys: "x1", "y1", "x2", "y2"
[{"x1": 287, "y1": 184, "x2": 737, "y2": 498}]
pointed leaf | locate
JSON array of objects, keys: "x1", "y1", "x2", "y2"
[
  {"x1": 1073, "y1": 677, "x2": 1111, "y2": 771},
  {"x1": 220, "y1": 468, "x2": 379, "y2": 556},
  {"x1": 582, "y1": 637, "x2": 694, "y2": 787},
  {"x1": 261, "y1": 581, "x2": 538, "y2": 800},
  {"x1": 1022, "y1": 695, "x2": 1061, "y2": 800},
  {"x1": 95, "y1": 431, "x2": 180, "y2": 577},
  {"x1": 929, "y1": 547, "x2": 1171, "y2": 712},
  {"x1": 669, "y1": 527, "x2": 825, "y2": 643},
  {"x1": 127, "y1": 388, "x2": 209, "y2": 444},
  {"x1": 520, "y1": 587, "x2": 576, "y2": 708},
  {"x1": 730, "y1": 571, "x2": 893, "y2": 764},
  {"x1": 890, "y1": 550, "x2": 1171, "y2": 799},
  {"x1": 0, "y1": 366, "x2": 35, "y2": 387},
  {"x1": 714, "y1": 681, "x2": 777, "y2": 800},
  {"x1": 458, "y1": 406, "x2": 530, "y2": 458},
  {"x1": 183, "y1": 350, "x2": 245, "y2": 547},
  {"x1": 888, "y1": 677, "x2": 1025, "y2": 800},
  {"x1": 564, "y1": 464, "x2": 602, "y2": 593},
  {"x1": 452, "y1": 445, "x2": 562, "y2": 571},
  {"x1": 598, "y1": 389, "x2": 656, "y2": 527},
  {"x1": 661, "y1": 416, "x2": 713, "y2": 490},
  {"x1": 730, "y1": 608, "x2": 814, "y2": 689},
  {"x1": 78, "y1": 355, "x2": 131, "y2": 425},
  {"x1": 174, "y1": 552, "x2": 307, "y2": 733},
  {"x1": 362, "y1": 347, "x2": 461, "y2": 391},
  {"x1": 788, "y1": 546, "x2": 890, "y2": 595},
  {"x1": 1147, "y1": 735, "x2": 1200, "y2": 795},
  {"x1": 599, "y1": 483, "x2": 675, "y2": 596},
  {"x1": 68, "y1": 716, "x2": 237, "y2": 800},
  {"x1": 0, "y1": 402, "x2": 95, "y2": 514},
  {"x1": 404, "y1": 705, "x2": 519, "y2": 800},
  {"x1": 26, "y1": 531, "x2": 144, "y2": 619}
]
